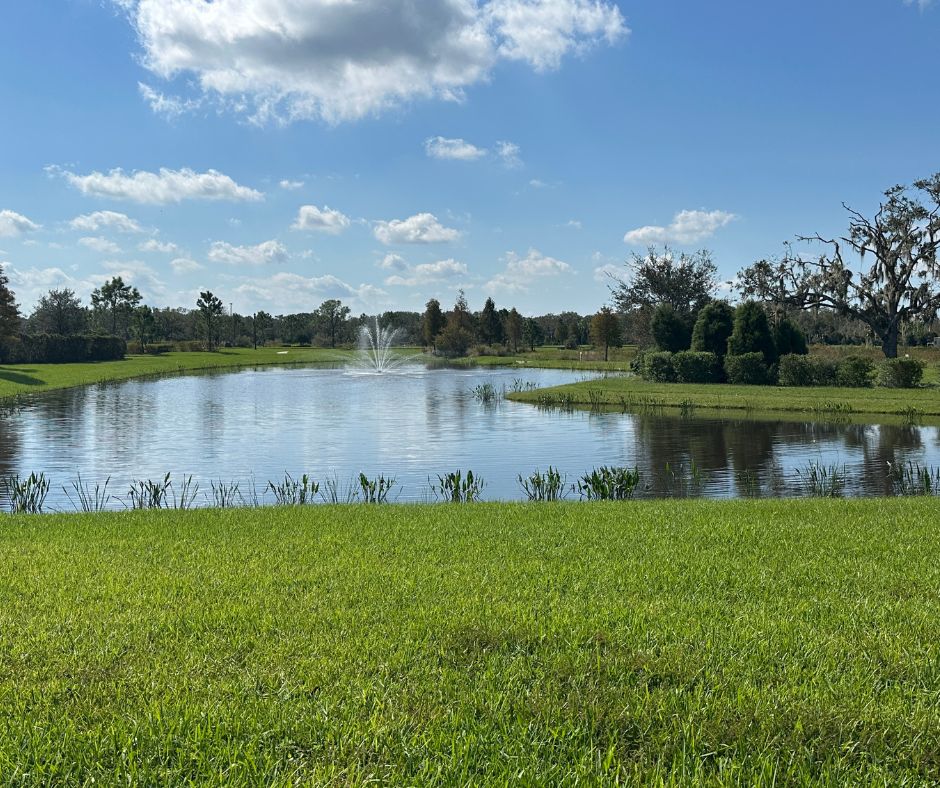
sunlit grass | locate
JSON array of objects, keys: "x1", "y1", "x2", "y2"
[{"x1": 2, "y1": 499, "x2": 940, "y2": 783}]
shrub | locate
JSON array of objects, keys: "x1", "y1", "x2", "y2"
[
  {"x1": 651, "y1": 305, "x2": 691, "y2": 353},
  {"x1": 727, "y1": 301, "x2": 777, "y2": 365},
  {"x1": 878, "y1": 357, "x2": 924, "y2": 388},
  {"x1": 837, "y1": 356, "x2": 875, "y2": 388},
  {"x1": 672, "y1": 351, "x2": 720, "y2": 383},
  {"x1": 7, "y1": 334, "x2": 126, "y2": 364},
  {"x1": 777, "y1": 354, "x2": 838, "y2": 387},
  {"x1": 691, "y1": 300, "x2": 734, "y2": 358},
  {"x1": 774, "y1": 317, "x2": 808, "y2": 356},
  {"x1": 724, "y1": 352, "x2": 773, "y2": 385},
  {"x1": 435, "y1": 324, "x2": 474, "y2": 357},
  {"x1": 642, "y1": 351, "x2": 676, "y2": 382}
]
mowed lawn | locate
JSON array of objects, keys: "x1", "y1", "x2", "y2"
[{"x1": 2, "y1": 500, "x2": 940, "y2": 784}]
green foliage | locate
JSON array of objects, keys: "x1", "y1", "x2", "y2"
[
  {"x1": 434, "y1": 470, "x2": 484, "y2": 502},
  {"x1": 577, "y1": 466, "x2": 642, "y2": 500},
  {"x1": 422, "y1": 299, "x2": 446, "y2": 348},
  {"x1": 878, "y1": 357, "x2": 924, "y2": 388},
  {"x1": 777, "y1": 354, "x2": 838, "y2": 387},
  {"x1": 2, "y1": 472, "x2": 50, "y2": 514},
  {"x1": 690, "y1": 300, "x2": 734, "y2": 358},
  {"x1": 267, "y1": 473, "x2": 319, "y2": 506},
  {"x1": 728, "y1": 301, "x2": 777, "y2": 364},
  {"x1": 479, "y1": 297, "x2": 503, "y2": 345},
  {"x1": 91, "y1": 276, "x2": 141, "y2": 337},
  {"x1": 796, "y1": 462, "x2": 846, "y2": 497},
  {"x1": 196, "y1": 290, "x2": 225, "y2": 350},
  {"x1": 836, "y1": 356, "x2": 875, "y2": 388},
  {"x1": 589, "y1": 306, "x2": 622, "y2": 361},
  {"x1": 724, "y1": 352, "x2": 773, "y2": 385},
  {"x1": 651, "y1": 304, "x2": 691, "y2": 352},
  {"x1": 672, "y1": 351, "x2": 720, "y2": 384},
  {"x1": 357, "y1": 473, "x2": 397, "y2": 504},
  {"x1": 609, "y1": 246, "x2": 717, "y2": 318},
  {"x1": 518, "y1": 467, "x2": 568, "y2": 501},
  {"x1": 434, "y1": 323, "x2": 474, "y2": 357},
  {"x1": 0, "y1": 333, "x2": 125, "y2": 364},
  {"x1": 642, "y1": 351, "x2": 676, "y2": 382},
  {"x1": 888, "y1": 462, "x2": 940, "y2": 496},
  {"x1": 773, "y1": 316, "x2": 808, "y2": 356},
  {"x1": 0, "y1": 263, "x2": 20, "y2": 339}
]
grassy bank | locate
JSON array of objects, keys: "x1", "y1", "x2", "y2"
[
  {"x1": 0, "y1": 347, "x2": 359, "y2": 403},
  {"x1": 508, "y1": 375, "x2": 940, "y2": 419},
  {"x1": 3, "y1": 499, "x2": 940, "y2": 784}
]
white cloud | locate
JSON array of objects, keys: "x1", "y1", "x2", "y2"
[
  {"x1": 51, "y1": 166, "x2": 263, "y2": 204},
  {"x1": 0, "y1": 210, "x2": 41, "y2": 237},
  {"x1": 234, "y1": 271, "x2": 387, "y2": 312},
  {"x1": 374, "y1": 212, "x2": 460, "y2": 245},
  {"x1": 425, "y1": 136, "x2": 487, "y2": 161},
  {"x1": 7, "y1": 266, "x2": 91, "y2": 307},
  {"x1": 208, "y1": 239, "x2": 289, "y2": 266},
  {"x1": 117, "y1": 0, "x2": 628, "y2": 124},
  {"x1": 291, "y1": 205, "x2": 351, "y2": 234},
  {"x1": 566, "y1": 219, "x2": 582, "y2": 229},
  {"x1": 485, "y1": 248, "x2": 571, "y2": 293},
  {"x1": 904, "y1": 0, "x2": 934, "y2": 9},
  {"x1": 279, "y1": 179, "x2": 305, "y2": 190},
  {"x1": 592, "y1": 262, "x2": 620, "y2": 283},
  {"x1": 138, "y1": 238, "x2": 180, "y2": 254},
  {"x1": 79, "y1": 236, "x2": 122, "y2": 254},
  {"x1": 385, "y1": 258, "x2": 468, "y2": 286},
  {"x1": 497, "y1": 141, "x2": 522, "y2": 168},
  {"x1": 98, "y1": 259, "x2": 167, "y2": 301},
  {"x1": 170, "y1": 257, "x2": 204, "y2": 273},
  {"x1": 623, "y1": 209, "x2": 738, "y2": 245},
  {"x1": 69, "y1": 211, "x2": 143, "y2": 233},
  {"x1": 377, "y1": 253, "x2": 409, "y2": 272},
  {"x1": 138, "y1": 82, "x2": 202, "y2": 118}
]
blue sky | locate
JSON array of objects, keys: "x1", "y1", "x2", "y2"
[{"x1": 0, "y1": 0, "x2": 937, "y2": 316}]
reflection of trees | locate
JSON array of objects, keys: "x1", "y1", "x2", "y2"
[{"x1": 0, "y1": 412, "x2": 20, "y2": 479}]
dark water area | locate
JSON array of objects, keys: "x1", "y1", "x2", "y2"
[{"x1": 1, "y1": 364, "x2": 939, "y2": 509}]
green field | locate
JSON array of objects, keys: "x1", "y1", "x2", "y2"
[
  {"x1": 508, "y1": 374, "x2": 940, "y2": 419},
  {"x1": 0, "y1": 348, "x2": 358, "y2": 403},
  {"x1": 3, "y1": 500, "x2": 940, "y2": 784}
]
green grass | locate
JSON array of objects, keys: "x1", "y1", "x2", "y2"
[
  {"x1": 3, "y1": 499, "x2": 940, "y2": 784},
  {"x1": 430, "y1": 345, "x2": 637, "y2": 372},
  {"x1": 509, "y1": 375, "x2": 940, "y2": 419},
  {"x1": 0, "y1": 347, "x2": 359, "y2": 403}
]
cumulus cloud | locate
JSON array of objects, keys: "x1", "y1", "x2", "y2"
[
  {"x1": 207, "y1": 239, "x2": 289, "y2": 266},
  {"x1": 485, "y1": 248, "x2": 571, "y2": 293},
  {"x1": 50, "y1": 166, "x2": 263, "y2": 204},
  {"x1": 904, "y1": 0, "x2": 934, "y2": 9},
  {"x1": 79, "y1": 236, "x2": 122, "y2": 254},
  {"x1": 138, "y1": 82, "x2": 202, "y2": 118},
  {"x1": 116, "y1": 0, "x2": 628, "y2": 123},
  {"x1": 374, "y1": 213, "x2": 461, "y2": 245},
  {"x1": 170, "y1": 257, "x2": 203, "y2": 273},
  {"x1": 384, "y1": 258, "x2": 468, "y2": 286},
  {"x1": 425, "y1": 136, "x2": 487, "y2": 161},
  {"x1": 98, "y1": 259, "x2": 168, "y2": 301},
  {"x1": 592, "y1": 262, "x2": 620, "y2": 283},
  {"x1": 377, "y1": 253, "x2": 409, "y2": 272},
  {"x1": 291, "y1": 205, "x2": 351, "y2": 234},
  {"x1": 0, "y1": 210, "x2": 41, "y2": 237},
  {"x1": 496, "y1": 141, "x2": 522, "y2": 168},
  {"x1": 234, "y1": 271, "x2": 387, "y2": 311},
  {"x1": 69, "y1": 211, "x2": 143, "y2": 233},
  {"x1": 6, "y1": 266, "x2": 94, "y2": 308},
  {"x1": 138, "y1": 239, "x2": 180, "y2": 254},
  {"x1": 279, "y1": 179, "x2": 305, "y2": 190},
  {"x1": 623, "y1": 209, "x2": 737, "y2": 245}
]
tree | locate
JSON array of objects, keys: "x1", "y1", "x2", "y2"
[
  {"x1": 91, "y1": 276, "x2": 141, "y2": 337},
  {"x1": 422, "y1": 299, "x2": 445, "y2": 348},
  {"x1": 773, "y1": 316, "x2": 808, "y2": 356},
  {"x1": 738, "y1": 173, "x2": 940, "y2": 358},
  {"x1": 317, "y1": 299, "x2": 350, "y2": 348},
  {"x1": 609, "y1": 246, "x2": 717, "y2": 320},
  {"x1": 727, "y1": 301, "x2": 777, "y2": 364},
  {"x1": 691, "y1": 300, "x2": 735, "y2": 358},
  {"x1": 479, "y1": 297, "x2": 503, "y2": 345},
  {"x1": 196, "y1": 290, "x2": 225, "y2": 350},
  {"x1": 0, "y1": 264, "x2": 20, "y2": 339},
  {"x1": 253, "y1": 310, "x2": 272, "y2": 349},
  {"x1": 504, "y1": 308, "x2": 523, "y2": 352},
  {"x1": 131, "y1": 305, "x2": 156, "y2": 352},
  {"x1": 590, "y1": 307, "x2": 623, "y2": 361},
  {"x1": 523, "y1": 318, "x2": 544, "y2": 351},
  {"x1": 28, "y1": 289, "x2": 86, "y2": 336},
  {"x1": 651, "y1": 304, "x2": 691, "y2": 352},
  {"x1": 450, "y1": 290, "x2": 475, "y2": 334}
]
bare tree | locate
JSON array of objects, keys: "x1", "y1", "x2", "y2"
[{"x1": 738, "y1": 173, "x2": 940, "y2": 358}]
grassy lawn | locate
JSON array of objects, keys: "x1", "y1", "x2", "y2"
[
  {"x1": 0, "y1": 347, "x2": 359, "y2": 403},
  {"x1": 508, "y1": 375, "x2": 940, "y2": 419},
  {"x1": 2, "y1": 499, "x2": 940, "y2": 784}
]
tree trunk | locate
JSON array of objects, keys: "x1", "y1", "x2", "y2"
[
  {"x1": 881, "y1": 324, "x2": 899, "y2": 358},
  {"x1": 604, "y1": 343, "x2": 609, "y2": 361}
]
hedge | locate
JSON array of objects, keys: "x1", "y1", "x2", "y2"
[{"x1": 0, "y1": 334, "x2": 126, "y2": 364}]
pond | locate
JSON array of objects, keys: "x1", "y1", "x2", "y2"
[{"x1": 2, "y1": 363, "x2": 939, "y2": 509}]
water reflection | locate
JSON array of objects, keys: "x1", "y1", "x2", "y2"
[{"x1": 1, "y1": 365, "x2": 939, "y2": 509}]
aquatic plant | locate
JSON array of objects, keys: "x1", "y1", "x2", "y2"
[
  {"x1": 577, "y1": 466, "x2": 641, "y2": 501},
  {"x1": 63, "y1": 474, "x2": 112, "y2": 513},
  {"x1": 471, "y1": 382, "x2": 499, "y2": 403},
  {"x1": 434, "y1": 470, "x2": 484, "y2": 503},
  {"x1": 887, "y1": 461, "x2": 940, "y2": 496},
  {"x1": 358, "y1": 473, "x2": 397, "y2": 504},
  {"x1": 796, "y1": 462, "x2": 845, "y2": 498},
  {"x1": 210, "y1": 480, "x2": 241, "y2": 509},
  {"x1": 518, "y1": 467, "x2": 568, "y2": 501},
  {"x1": 267, "y1": 473, "x2": 319, "y2": 506},
  {"x1": 3, "y1": 472, "x2": 50, "y2": 514}
]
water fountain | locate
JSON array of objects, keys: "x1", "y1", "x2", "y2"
[{"x1": 351, "y1": 317, "x2": 409, "y2": 373}]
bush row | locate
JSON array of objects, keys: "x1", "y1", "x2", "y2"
[
  {"x1": 0, "y1": 334, "x2": 126, "y2": 364},
  {"x1": 637, "y1": 350, "x2": 924, "y2": 388}
]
